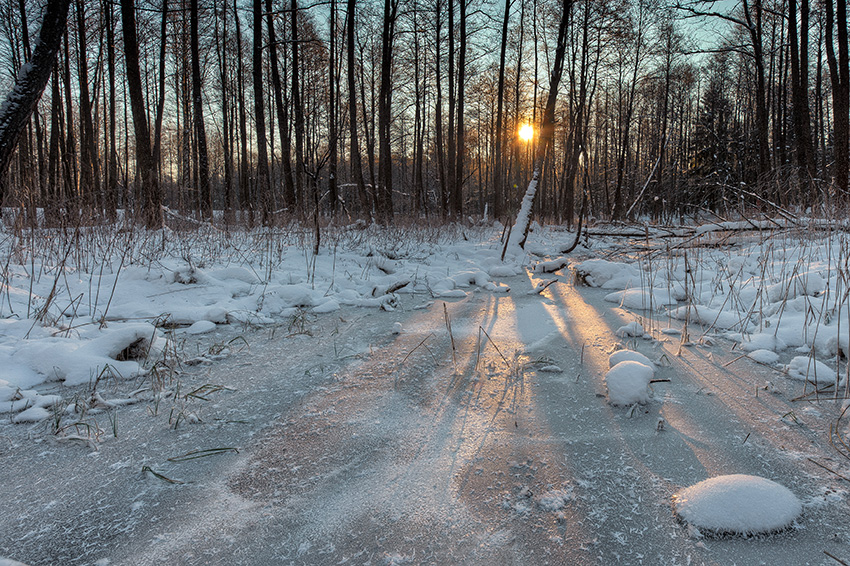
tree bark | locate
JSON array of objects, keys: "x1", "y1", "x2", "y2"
[
  {"x1": 0, "y1": 0, "x2": 71, "y2": 207},
  {"x1": 253, "y1": 0, "x2": 272, "y2": 223},
  {"x1": 346, "y1": 0, "x2": 369, "y2": 216},
  {"x1": 493, "y1": 0, "x2": 511, "y2": 221},
  {"x1": 377, "y1": 0, "x2": 399, "y2": 222},
  {"x1": 453, "y1": 0, "x2": 467, "y2": 217},
  {"x1": 292, "y1": 0, "x2": 306, "y2": 214},
  {"x1": 266, "y1": 0, "x2": 295, "y2": 211},
  {"x1": 826, "y1": 0, "x2": 849, "y2": 194},
  {"x1": 120, "y1": 0, "x2": 162, "y2": 228},
  {"x1": 192, "y1": 0, "x2": 212, "y2": 219}
]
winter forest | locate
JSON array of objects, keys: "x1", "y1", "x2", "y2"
[
  {"x1": 0, "y1": 0, "x2": 847, "y2": 227},
  {"x1": 4, "y1": 0, "x2": 850, "y2": 564}
]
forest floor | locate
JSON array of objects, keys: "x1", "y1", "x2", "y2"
[{"x1": 1, "y1": 221, "x2": 849, "y2": 565}]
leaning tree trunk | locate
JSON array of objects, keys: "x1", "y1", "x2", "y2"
[
  {"x1": 0, "y1": 0, "x2": 71, "y2": 209},
  {"x1": 507, "y1": 0, "x2": 571, "y2": 252}
]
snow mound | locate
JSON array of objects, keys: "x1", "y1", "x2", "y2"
[
  {"x1": 605, "y1": 288, "x2": 678, "y2": 310},
  {"x1": 604, "y1": 360, "x2": 654, "y2": 405},
  {"x1": 747, "y1": 349, "x2": 779, "y2": 364},
  {"x1": 615, "y1": 321, "x2": 645, "y2": 338},
  {"x1": 786, "y1": 356, "x2": 840, "y2": 385},
  {"x1": 609, "y1": 349, "x2": 655, "y2": 369},
  {"x1": 574, "y1": 259, "x2": 639, "y2": 288},
  {"x1": 672, "y1": 474, "x2": 801, "y2": 535},
  {"x1": 186, "y1": 320, "x2": 216, "y2": 335}
]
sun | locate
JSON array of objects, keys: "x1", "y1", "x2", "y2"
[{"x1": 518, "y1": 123, "x2": 534, "y2": 142}]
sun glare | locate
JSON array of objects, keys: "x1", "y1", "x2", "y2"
[{"x1": 518, "y1": 123, "x2": 534, "y2": 142}]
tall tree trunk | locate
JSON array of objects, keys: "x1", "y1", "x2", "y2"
[
  {"x1": 234, "y1": 0, "x2": 252, "y2": 223},
  {"x1": 453, "y1": 0, "x2": 467, "y2": 217},
  {"x1": 266, "y1": 0, "x2": 296, "y2": 211},
  {"x1": 120, "y1": 0, "x2": 162, "y2": 228},
  {"x1": 74, "y1": 0, "x2": 99, "y2": 211},
  {"x1": 377, "y1": 0, "x2": 399, "y2": 222},
  {"x1": 253, "y1": 0, "x2": 272, "y2": 223},
  {"x1": 191, "y1": 0, "x2": 212, "y2": 219},
  {"x1": 826, "y1": 0, "x2": 849, "y2": 194},
  {"x1": 446, "y1": 0, "x2": 456, "y2": 217},
  {"x1": 328, "y1": 0, "x2": 338, "y2": 215},
  {"x1": 743, "y1": 0, "x2": 770, "y2": 182},
  {"x1": 789, "y1": 0, "x2": 816, "y2": 195},
  {"x1": 493, "y1": 0, "x2": 510, "y2": 221},
  {"x1": 152, "y1": 0, "x2": 169, "y2": 177},
  {"x1": 412, "y1": 3, "x2": 425, "y2": 215},
  {"x1": 346, "y1": 0, "x2": 369, "y2": 215},
  {"x1": 612, "y1": 6, "x2": 644, "y2": 220},
  {"x1": 215, "y1": 0, "x2": 234, "y2": 214},
  {"x1": 292, "y1": 0, "x2": 306, "y2": 214},
  {"x1": 435, "y1": 0, "x2": 447, "y2": 217},
  {"x1": 104, "y1": 0, "x2": 118, "y2": 217},
  {"x1": 61, "y1": 35, "x2": 77, "y2": 204}
]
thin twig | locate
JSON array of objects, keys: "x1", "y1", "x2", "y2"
[{"x1": 807, "y1": 458, "x2": 850, "y2": 482}]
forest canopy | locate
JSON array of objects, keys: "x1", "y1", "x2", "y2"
[{"x1": 0, "y1": 0, "x2": 846, "y2": 227}]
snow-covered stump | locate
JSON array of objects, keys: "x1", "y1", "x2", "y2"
[
  {"x1": 604, "y1": 360, "x2": 655, "y2": 406},
  {"x1": 672, "y1": 474, "x2": 802, "y2": 537}
]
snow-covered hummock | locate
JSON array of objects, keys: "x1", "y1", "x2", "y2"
[
  {"x1": 786, "y1": 356, "x2": 841, "y2": 385},
  {"x1": 615, "y1": 321, "x2": 645, "y2": 338},
  {"x1": 573, "y1": 259, "x2": 640, "y2": 289},
  {"x1": 747, "y1": 349, "x2": 780, "y2": 365},
  {"x1": 672, "y1": 474, "x2": 802, "y2": 535},
  {"x1": 609, "y1": 349, "x2": 655, "y2": 369},
  {"x1": 604, "y1": 360, "x2": 654, "y2": 405}
]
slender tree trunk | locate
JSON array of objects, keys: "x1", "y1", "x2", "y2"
[
  {"x1": 152, "y1": 0, "x2": 168, "y2": 176},
  {"x1": 509, "y1": 0, "x2": 571, "y2": 250},
  {"x1": 266, "y1": 0, "x2": 295, "y2": 211},
  {"x1": 612, "y1": 7, "x2": 643, "y2": 220},
  {"x1": 435, "y1": 0, "x2": 447, "y2": 217},
  {"x1": 120, "y1": 0, "x2": 161, "y2": 228},
  {"x1": 453, "y1": 0, "x2": 467, "y2": 217},
  {"x1": 292, "y1": 0, "x2": 306, "y2": 213},
  {"x1": 215, "y1": 0, "x2": 234, "y2": 214},
  {"x1": 328, "y1": 0, "x2": 338, "y2": 215},
  {"x1": 377, "y1": 0, "x2": 399, "y2": 222},
  {"x1": 191, "y1": 0, "x2": 212, "y2": 219},
  {"x1": 75, "y1": 0, "x2": 100, "y2": 213},
  {"x1": 826, "y1": 0, "x2": 849, "y2": 194},
  {"x1": 253, "y1": 0, "x2": 272, "y2": 223},
  {"x1": 493, "y1": 0, "x2": 510, "y2": 221},
  {"x1": 104, "y1": 0, "x2": 118, "y2": 217},
  {"x1": 346, "y1": 0, "x2": 369, "y2": 215},
  {"x1": 446, "y1": 0, "x2": 456, "y2": 217},
  {"x1": 234, "y1": 0, "x2": 252, "y2": 223},
  {"x1": 789, "y1": 0, "x2": 816, "y2": 195},
  {"x1": 61, "y1": 36, "x2": 77, "y2": 204}
]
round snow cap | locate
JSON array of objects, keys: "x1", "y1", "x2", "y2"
[{"x1": 673, "y1": 474, "x2": 801, "y2": 535}]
